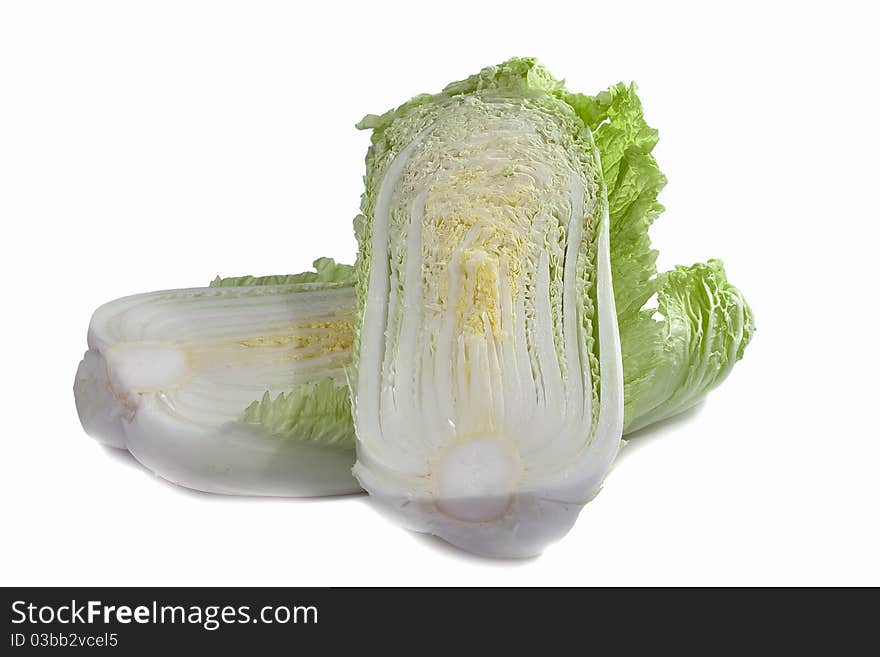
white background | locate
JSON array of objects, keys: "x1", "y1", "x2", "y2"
[{"x1": 1, "y1": 1, "x2": 877, "y2": 586}]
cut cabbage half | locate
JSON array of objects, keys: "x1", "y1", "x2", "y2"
[
  {"x1": 73, "y1": 260, "x2": 360, "y2": 496},
  {"x1": 351, "y1": 58, "x2": 625, "y2": 557}
]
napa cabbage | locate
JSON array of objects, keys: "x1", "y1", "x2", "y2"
[{"x1": 73, "y1": 61, "x2": 753, "y2": 555}]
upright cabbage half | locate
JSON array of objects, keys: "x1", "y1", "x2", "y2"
[{"x1": 350, "y1": 60, "x2": 624, "y2": 556}]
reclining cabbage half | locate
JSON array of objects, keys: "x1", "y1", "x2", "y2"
[
  {"x1": 73, "y1": 259, "x2": 360, "y2": 496},
  {"x1": 350, "y1": 59, "x2": 624, "y2": 557}
]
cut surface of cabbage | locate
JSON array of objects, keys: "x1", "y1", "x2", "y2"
[
  {"x1": 74, "y1": 266, "x2": 359, "y2": 496},
  {"x1": 350, "y1": 59, "x2": 624, "y2": 557}
]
